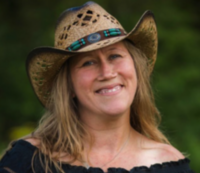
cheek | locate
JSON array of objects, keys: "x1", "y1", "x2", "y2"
[
  {"x1": 72, "y1": 70, "x2": 96, "y2": 94},
  {"x1": 117, "y1": 59, "x2": 137, "y2": 80}
]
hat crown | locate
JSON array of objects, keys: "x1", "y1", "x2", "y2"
[
  {"x1": 27, "y1": 2, "x2": 158, "y2": 106},
  {"x1": 54, "y1": 1, "x2": 125, "y2": 50}
]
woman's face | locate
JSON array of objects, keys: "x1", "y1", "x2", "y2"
[{"x1": 70, "y1": 41, "x2": 137, "y2": 119}]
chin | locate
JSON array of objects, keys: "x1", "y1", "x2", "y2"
[{"x1": 101, "y1": 104, "x2": 131, "y2": 117}]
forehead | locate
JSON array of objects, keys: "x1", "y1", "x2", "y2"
[{"x1": 69, "y1": 41, "x2": 127, "y2": 62}]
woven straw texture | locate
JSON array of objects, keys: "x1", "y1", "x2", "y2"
[{"x1": 27, "y1": 1, "x2": 158, "y2": 106}]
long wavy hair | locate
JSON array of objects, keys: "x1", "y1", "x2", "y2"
[{"x1": 26, "y1": 40, "x2": 169, "y2": 173}]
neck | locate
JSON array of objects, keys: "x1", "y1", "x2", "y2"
[
  {"x1": 81, "y1": 111, "x2": 132, "y2": 169},
  {"x1": 85, "y1": 123, "x2": 131, "y2": 149}
]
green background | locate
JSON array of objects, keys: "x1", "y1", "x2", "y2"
[{"x1": 0, "y1": 0, "x2": 199, "y2": 172}]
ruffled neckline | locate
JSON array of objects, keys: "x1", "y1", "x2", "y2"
[
  {"x1": 64, "y1": 158, "x2": 190, "y2": 173},
  {"x1": 14, "y1": 139, "x2": 190, "y2": 173}
]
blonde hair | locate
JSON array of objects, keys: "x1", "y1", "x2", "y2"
[
  {"x1": 124, "y1": 40, "x2": 169, "y2": 143},
  {"x1": 28, "y1": 40, "x2": 169, "y2": 172}
]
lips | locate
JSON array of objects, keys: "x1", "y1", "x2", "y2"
[{"x1": 96, "y1": 84, "x2": 123, "y2": 95}]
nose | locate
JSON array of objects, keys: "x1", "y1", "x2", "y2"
[{"x1": 97, "y1": 60, "x2": 117, "y2": 81}]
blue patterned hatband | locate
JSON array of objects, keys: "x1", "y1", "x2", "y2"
[
  {"x1": 67, "y1": 28, "x2": 126, "y2": 51},
  {"x1": 104, "y1": 28, "x2": 121, "y2": 37},
  {"x1": 68, "y1": 39, "x2": 86, "y2": 51},
  {"x1": 87, "y1": 33, "x2": 101, "y2": 43}
]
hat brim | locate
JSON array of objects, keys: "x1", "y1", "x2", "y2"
[{"x1": 27, "y1": 10, "x2": 157, "y2": 107}]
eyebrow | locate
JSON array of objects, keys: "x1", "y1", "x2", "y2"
[
  {"x1": 103, "y1": 47, "x2": 126, "y2": 53},
  {"x1": 70, "y1": 53, "x2": 94, "y2": 66},
  {"x1": 73, "y1": 53, "x2": 94, "y2": 62},
  {"x1": 103, "y1": 47, "x2": 117, "y2": 51},
  {"x1": 106, "y1": 47, "x2": 117, "y2": 51}
]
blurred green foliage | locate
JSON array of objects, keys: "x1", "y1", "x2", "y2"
[{"x1": 0, "y1": 0, "x2": 199, "y2": 171}]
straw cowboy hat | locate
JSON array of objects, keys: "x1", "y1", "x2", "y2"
[{"x1": 26, "y1": 1, "x2": 158, "y2": 107}]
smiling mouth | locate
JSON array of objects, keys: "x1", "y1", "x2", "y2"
[{"x1": 96, "y1": 85, "x2": 124, "y2": 95}]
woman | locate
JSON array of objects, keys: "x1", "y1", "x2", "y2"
[{"x1": 0, "y1": 1, "x2": 194, "y2": 173}]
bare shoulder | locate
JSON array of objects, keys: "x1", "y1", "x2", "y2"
[
  {"x1": 24, "y1": 137, "x2": 41, "y2": 148},
  {"x1": 23, "y1": 137, "x2": 79, "y2": 164},
  {"x1": 135, "y1": 134, "x2": 185, "y2": 165},
  {"x1": 145, "y1": 140, "x2": 185, "y2": 162}
]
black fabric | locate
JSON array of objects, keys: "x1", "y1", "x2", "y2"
[{"x1": 0, "y1": 140, "x2": 194, "y2": 173}]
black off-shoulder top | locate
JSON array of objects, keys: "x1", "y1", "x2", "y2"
[{"x1": 0, "y1": 140, "x2": 194, "y2": 173}]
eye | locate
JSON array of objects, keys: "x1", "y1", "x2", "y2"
[
  {"x1": 109, "y1": 54, "x2": 121, "y2": 60},
  {"x1": 82, "y1": 60, "x2": 95, "y2": 67}
]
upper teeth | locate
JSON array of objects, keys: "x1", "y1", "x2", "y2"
[{"x1": 98, "y1": 85, "x2": 121, "y2": 94}]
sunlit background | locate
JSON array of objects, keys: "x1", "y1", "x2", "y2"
[{"x1": 0, "y1": 0, "x2": 199, "y2": 172}]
